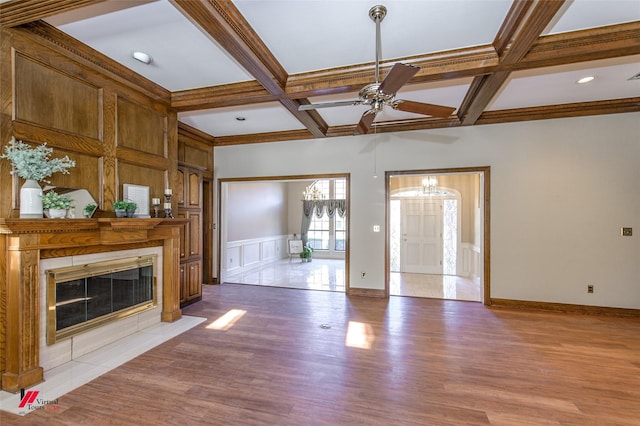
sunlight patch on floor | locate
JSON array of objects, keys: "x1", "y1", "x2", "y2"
[
  {"x1": 207, "y1": 309, "x2": 247, "y2": 331},
  {"x1": 345, "y1": 321, "x2": 375, "y2": 349}
]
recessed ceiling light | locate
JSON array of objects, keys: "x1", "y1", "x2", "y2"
[
  {"x1": 132, "y1": 51, "x2": 152, "y2": 64},
  {"x1": 235, "y1": 117, "x2": 246, "y2": 121},
  {"x1": 576, "y1": 76, "x2": 595, "y2": 84}
]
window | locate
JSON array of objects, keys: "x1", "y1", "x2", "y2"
[{"x1": 307, "y1": 178, "x2": 346, "y2": 253}]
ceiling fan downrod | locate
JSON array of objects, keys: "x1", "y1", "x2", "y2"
[{"x1": 369, "y1": 5, "x2": 387, "y2": 84}]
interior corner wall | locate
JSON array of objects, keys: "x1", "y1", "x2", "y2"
[{"x1": 215, "y1": 113, "x2": 640, "y2": 309}]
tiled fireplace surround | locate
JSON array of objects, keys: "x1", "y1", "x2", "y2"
[
  {"x1": 39, "y1": 246, "x2": 163, "y2": 372},
  {"x1": 0, "y1": 218, "x2": 186, "y2": 393}
]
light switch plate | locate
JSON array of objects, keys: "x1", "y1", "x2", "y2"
[
  {"x1": 373, "y1": 225, "x2": 380, "y2": 233},
  {"x1": 621, "y1": 227, "x2": 632, "y2": 236}
]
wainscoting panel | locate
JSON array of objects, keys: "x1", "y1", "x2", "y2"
[
  {"x1": 227, "y1": 246, "x2": 241, "y2": 272},
  {"x1": 225, "y1": 235, "x2": 289, "y2": 279},
  {"x1": 461, "y1": 242, "x2": 481, "y2": 279},
  {"x1": 243, "y1": 243, "x2": 261, "y2": 267}
]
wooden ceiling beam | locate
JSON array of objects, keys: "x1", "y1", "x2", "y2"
[
  {"x1": 172, "y1": 81, "x2": 276, "y2": 111},
  {"x1": 214, "y1": 97, "x2": 639, "y2": 146},
  {"x1": 458, "y1": 0, "x2": 567, "y2": 126},
  {"x1": 213, "y1": 129, "x2": 315, "y2": 147},
  {"x1": 492, "y1": 0, "x2": 534, "y2": 55},
  {"x1": 475, "y1": 97, "x2": 640, "y2": 125},
  {"x1": 0, "y1": 0, "x2": 105, "y2": 27},
  {"x1": 286, "y1": 45, "x2": 499, "y2": 98},
  {"x1": 172, "y1": 20, "x2": 640, "y2": 111},
  {"x1": 172, "y1": 21, "x2": 639, "y2": 111},
  {"x1": 171, "y1": 0, "x2": 327, "y2": 138},
  {"x1": 171, "y1": 0, "x2": 286, "y2": 93},
  {"x1": 517, "y1": 21, "x2": 640, "y2": 70}
]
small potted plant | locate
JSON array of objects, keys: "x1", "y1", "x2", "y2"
[
  {"x1": 125, "y1": 201, "x2": 137, "y2": 218},
  {"x1": 113, "y1": 200, "x2": 128, "y2": 218},
  {"x1": 83, "y1": 203, "x2": 97, "y2": 218},
  {"x1": 42, "y1": 191, "x2": 72, "y2": 218},
  {"x1": 300, "y1": 244, "x2": 314, "y2": 262}
]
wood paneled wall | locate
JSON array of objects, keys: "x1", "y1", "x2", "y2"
[
  {"x1": 0, "y1": 23, "x2": 178, "y2": 382},
  {"x1": 177, "y1": 123, "x2": 214, "y2": 178},
  {"x1": 0, "y1": 24, "x2": 177, "y2": 219}
]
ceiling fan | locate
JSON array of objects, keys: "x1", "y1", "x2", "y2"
[{"x1": 298, "y1": 5, "x2": 456, "y2": 135}]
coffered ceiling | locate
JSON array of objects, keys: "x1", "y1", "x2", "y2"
[{"x1": 1, "y1": 0, "x2": 639, "y2": 145}]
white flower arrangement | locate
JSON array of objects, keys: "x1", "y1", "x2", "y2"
[{"x1": 1, "y1": 137, "x2": 75, "y2": 183}]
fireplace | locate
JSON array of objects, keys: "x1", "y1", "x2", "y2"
[
  {"x1": 46, "y1": 255, "x2": 157, "y2": 345},
  {"x1": 0, "y1": 217, "x2": 186, "y2": 392}
]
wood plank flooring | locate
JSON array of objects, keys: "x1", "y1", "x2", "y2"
[{"x1": 2, "y1": 283, "x2": 640, "y2": 425}]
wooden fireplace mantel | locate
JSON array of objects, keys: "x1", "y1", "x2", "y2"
[{"x1": 0, "y1": 217, "x2": 188, "y2": 393}]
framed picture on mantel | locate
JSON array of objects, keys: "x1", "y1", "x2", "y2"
[{"x1": 123, "y1": 184, "x2": 150, "y2": 218}]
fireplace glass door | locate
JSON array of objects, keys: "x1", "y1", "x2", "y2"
[{"x1": 47, "y1": 255, "x2": 156, "y2": 344}]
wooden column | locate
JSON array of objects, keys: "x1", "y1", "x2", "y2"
[
  {"x1": 2, "y1": 233, "x2": 44, "y2": 392},
  {"x1": 157, "y1": 225, "x2": 182, "y2": 322}
]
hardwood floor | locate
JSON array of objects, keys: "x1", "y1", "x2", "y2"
[{"x1": 2, "y1": 284, "x2": 639, "y2": 425}]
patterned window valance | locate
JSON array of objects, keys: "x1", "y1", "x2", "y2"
[{"x1": 302, "y1": 199, "x2": 347, "y2": 219}]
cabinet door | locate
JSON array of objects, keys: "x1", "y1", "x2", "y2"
[
  {"x1": 187, "y1": 261, "x2": 201, "y2": 300},
  {"x1": 176, "y1": 169, "x2": 185, "y2": 206},
  {"x1": 188, "y1": 171, "x2": 200, "y2": 207},
  {"x1": 179, "y1": 264, "x2": 187, "y2": 304},
  {"x1": 177, "y1": 211, "x2": 188, "y2": 259},
  {"x1": 189, "y1": 211, "x2": 201, "y2": 258}
]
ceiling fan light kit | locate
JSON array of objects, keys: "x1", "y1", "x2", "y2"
[{"x1": 298, "y1": 4, "x2": 455, "y2": 135}]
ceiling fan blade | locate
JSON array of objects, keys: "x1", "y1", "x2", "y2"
[
  {"x1": 393, "y1": 100, "x2": 456, "y2": 118},
  {"x1": 298, "y1": 100, "x2": 362, "y2": 111},
  {"x1": 355, "y1": 110, "x2": 378, "y2": 135},
  {"x1": 378, "y1": 63, "x2": 419, "y2": 96}
]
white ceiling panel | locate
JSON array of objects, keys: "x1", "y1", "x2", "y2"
[
  {"x1": 489, "y1": 55, "x2": 640, "y2": 110},
  {"x1": 233, "y1": 0, "x2": 513, "y2": 74},
  {"x1": 45, "y1": 0, "x2": 253, "y2": 91},
  {"x1": 545, "y1": 0, "x2": 640, "y2": 35},
  {"x1": 178, "y1": 102, "x2": 307, "y2": 137}
]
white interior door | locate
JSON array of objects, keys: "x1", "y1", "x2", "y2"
[{"x1": 400, "y1": 199, "x2": 443, "y2": 274}]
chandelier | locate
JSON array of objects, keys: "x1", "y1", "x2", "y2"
[
  {"x1": 422, "y1": 176, "x2": 438, "y2": 195},
  {"x1": 303, "y1": 185, "x2": 324, "y2": 200}
]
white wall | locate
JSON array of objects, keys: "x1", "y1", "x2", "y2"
[
  {"x1": 215, "y1": 113, "x2": 640, "y2": 309},
  {"x1": 227, "y1": 181, "x2": 288, "y2": 241}
]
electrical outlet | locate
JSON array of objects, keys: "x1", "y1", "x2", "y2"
[
  {"x1": 587, "y1": 284, "x2": 594, "y2": 294},
  {"x1": 621, "y1": 227, "x2": 632, "y2": 236},
  {"x1": 361, "y1": 272, "x2": 366, "y2": 279}
]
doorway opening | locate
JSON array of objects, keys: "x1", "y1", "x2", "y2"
[
  {"x1": 386, "y1": 167, "x2": 490, "y2": 303},
  {"x1": 218, "y1": 174, "x2": 349, "y2": 294}
]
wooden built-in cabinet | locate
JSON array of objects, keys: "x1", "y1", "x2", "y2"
[
  {"x1": 178, "y1": 170, "x2": 203, "y2": 306},
  {"x1": 178, "y1": 259, "x2": 201, "y2": 305},
  {"x1": 176, "y1": 126, "x2": 214, "y2": 306}
]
